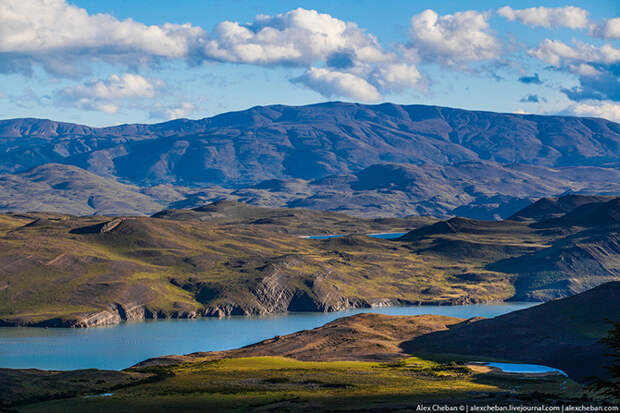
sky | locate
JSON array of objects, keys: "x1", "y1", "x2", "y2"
[{"x1": 0, "y1": 0, "x2": 618, "y2": 126}]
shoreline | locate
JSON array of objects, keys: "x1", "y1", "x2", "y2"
[{"x1": 0, "y1": 299, "x2": 540, "y2": 329}]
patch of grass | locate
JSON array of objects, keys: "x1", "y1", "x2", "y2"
[{"x1": 15, "y1": 356, "x2": 582, "y2": 412}]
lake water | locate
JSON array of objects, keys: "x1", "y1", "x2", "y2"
[
  {"x1": 486, "y1": 362, "x2": 567, "y2": 376},
  {"x1": 305, "y1": 232, "x2": 407, "y2": 240},
  {"x1": 0, "y1": 303, "x2": 536, "y2": 371}
]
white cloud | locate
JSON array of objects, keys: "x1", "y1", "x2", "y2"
[
  {"x1": 407, "y1": 9, "x2": 501, "y2": 67},
  {"x1": 149, "y1": 102, "x2": 196, "y2": 120},
  {"x1": 202, "y1": 8, "x2": 388, "y2": 66},
  {"x1": 165, "y1": 102, "x2": 195, "y2": 119},
  {"x1": 294, "y1": 67, "x2": 382, "y2": 101},
  {"x1": 569, "y1": 63, "x2": 602, "y2": 77},
  {"x1": 0, "y1": 2, "x2": 427, "y2": 101},
  {"x1": 0, "y1": 2, "x2": 389, "y2": 72},
  {"x1": 371, "y1": 63, "x2": 422, "y2": 92},
  {"x1": 529, "y1": 39, "x2": 620, "y2": 67},
  {"x1": 56, "y1": 74, "x2": 158, "y2": 113},
  {"x1": 567, "y1": 100, "x2": 620, "y2": 122},
  {"x1": 528, "y1": 40, "x2": 620, "y2": 103},
  {"x1": 497, "y1": 6, "x2": 620, "y2": 40},
  {"x1": 203, "y1": 8, "x2": 426, "y2": 100},
  {"x1": 0, "y1": 0, "x2": 204, "y2": 77},
  {"x1": 593, "y1": 18, "x2": 620, "y2": 39},
  {"x1": 513, "y1": 108, "x2": 530, "y2": 114},
  {"x1": 497, "y1": 6, "x2": 590, "y2": 29}
]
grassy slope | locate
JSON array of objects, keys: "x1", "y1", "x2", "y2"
[
  {"x1": 0, "y1": 209, "x2": 508, "y2": 326},
  {"x1": 16, "y1": 356, "x2": 582, "y2": 413},
  {"x1": 2, "y1": 197, "x2": 620, "y2": 326},
  {"x1": 0, "y1": 164, "x2": 166, "y2": 216}
]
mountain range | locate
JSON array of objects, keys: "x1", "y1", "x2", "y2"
[{"x1": 2, "y1": 102, "x2": 620, "y2": 219}]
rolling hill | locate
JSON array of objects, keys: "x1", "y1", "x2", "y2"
[
  {"x1": 1, "y1": 195, "x2": 619, "y2": 327},
  {"x1": 0, "y1": 164, "x2": 166, "y2": 216}
]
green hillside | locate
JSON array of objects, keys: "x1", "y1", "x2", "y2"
[{"x1": 1, "y1": 196, "x2": 619, "y2": 327}]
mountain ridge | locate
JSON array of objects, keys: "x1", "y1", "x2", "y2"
[
  {"x1": 2, "y1": 102, "x2": 620, "y2": 219},
  {"x1": 3, "y1": 101, "x2": 618, "y2": 135},
  {"x1": 2, "y1": 102, "x2": 620, "y2": 181}
]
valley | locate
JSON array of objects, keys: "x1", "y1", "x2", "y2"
[
  {"x1": 1, "y1": 103, "x2": 619, "y2": 411},
  {"x1": 3, "y1": 0, "x2": 619, "y2": 408}
]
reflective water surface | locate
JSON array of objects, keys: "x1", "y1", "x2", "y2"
[
  {"x1": 486, "y1": 362, "x2": 567, "y2": 376},
  {"x1": 304, "y1": 232, "x2": 407, "y2": 239},
  {"x1": 0, "y1": 303, "x2": 537, "y2": 371}
]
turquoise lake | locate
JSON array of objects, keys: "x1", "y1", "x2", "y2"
[
  {"x1": 486, "y1": 362, "x2": 567, "y2": 376},
  {"x1": 0, "y1": 303, "x2": 536, "y2": 371},
  {"x1": 304, "y1": 232, "x2": 408, "y2": 239}
]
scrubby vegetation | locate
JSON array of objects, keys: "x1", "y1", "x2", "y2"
[
  {"x1": 1, "y1": 195, "x2": 619, "y2": 327},
  {"x1": 11, "y1": 356, "x2": 582, "y2": 412}
]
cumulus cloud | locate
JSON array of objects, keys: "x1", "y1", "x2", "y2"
[
  {"x1": 201, "y1": 8, "x2": 388, "y2": 66},
  {"x1": 0, "y1": 0, "x2": 204, "y2": 77},
  {"x1": 562, "y1": 71, "x2": 620, "y2": 102},
  {"x1": 0, "y1": 2, "x2": 426, "y2": 101},
  {"x1": 407, "y1": 9, "x2": 501, "y2": 67},
  {"x1": 498, "y1": 6, "x2": 620, "y2": 40},
  {"x1": 567, "y1": 100, "x2": 620, "y2": 122},
  {"x1": 592, "y1": 18, "x2": 620, "y2": 39},
  {"x1": 55, "y1": 74, "x2": 158, "y2": 113},
  {"x1": 528, "y1": 39, "x2": 620, "y2": 102},
  {"x1": 497, "y1": 6, "x2": 590, "y2": 29},
  {"x1": 529, "y1": 39, "x2": 620, "y2": 67},
  {"x1": 370, "y1": 63, "x2": 423, "y2": 93},
  {"x1": 294, "y1": 68, "x2": 382, "y2": 101},
  {"x1": 202, "y1": 8, "x2": 423, "y2": 100},
  {"x1": 0, "y1": 2, "x2": 388, "y2": 71}
]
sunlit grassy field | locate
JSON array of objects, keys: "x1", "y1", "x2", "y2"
[{"x1": 16, "y1": 356, "x2": 581, "y2": 412}]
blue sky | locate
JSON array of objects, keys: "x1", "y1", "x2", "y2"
[{"x1": 1, "y1": 0, "x2": 618, "y2": 126}]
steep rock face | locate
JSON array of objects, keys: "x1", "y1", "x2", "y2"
[
  {"x1": 2, "y1": 196, "x2": 620, "y2": 328},
  {"x1": 200, "y1": 259, "x2": 371, "y2": 317},
  {"x1": 28, "y1": 303, "x2": 201, "y2": 328}
]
